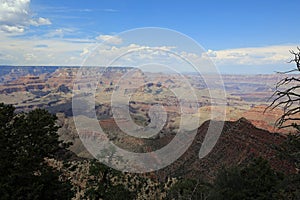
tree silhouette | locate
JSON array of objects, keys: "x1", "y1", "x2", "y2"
[
  {"x1": 0, "y1": 103, "x2": 73, "y2": 199},
  {"x1": 267, "y1": 47, "x2": 300, "y2": 131}
]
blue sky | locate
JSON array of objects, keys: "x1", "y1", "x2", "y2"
[
  {"x1": 30, "y1": 0, "x2": 300, "y2": 49},
  {"x1": 0, "y1": 0, "x2": 299, "y2": 73}
]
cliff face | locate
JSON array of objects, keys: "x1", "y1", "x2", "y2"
[
  {"x1": 157, "y1": 118, "x2": 296, "y2": 181},
  {"x1": 0, "y1": 68, "x2": 77, "y2": 94},
  {"x1": 46, "y1": 68, "x2": 77, "y2": 89},
  {"x1": 0, "y1": 75, "x2": 48, "y2": 93}
]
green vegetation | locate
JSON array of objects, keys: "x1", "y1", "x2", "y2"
[
  {"x1": 210, "y1": 158, "x2": 284, "y2": 200},
  {"x1": 84, "y1": 160, "x2": 135, "y2": 200},
  {"x1": 166, "y1": 179, "x2": 211, "y2": 200},
  {"x1": 167, "y1": 156, "x2": 300, "y2": 200},
  {"x1": 0, "y1": 103, "x2": 73, "y2": 199}
]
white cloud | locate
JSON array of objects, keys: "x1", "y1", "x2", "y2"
[
  {"x1": 29, "y1": 17, "x2": 51, "y2": 26},
  {"x1": 0, "y1": 28, "x2": 297, "y2": 74},
  {"x1": 102, "y1": 8, "x2": 118, "y2": 12},
  {"x1": 45, "y1": 28, "x2": 75, "y2": 38},
  {"x1": 207, "y1": 49, "x2": 217, "y2": 57},
  {"x1": 80, "y1": 47, "x2": 90, "y2": 56},
  {"x1": 96, "y1": 34, "x2": 123, "y2": 45},
  {"x1": 0, "y1": 0, "x2": 51, "y2": 34},
  {"x1": 208, "y1": 45, "x2": 294, "y2": 66},
  {"x1": 0, "y1": 24, "x2": 24, "y2": 33},
  {"x1": 24, "y1": 53, "x2": 36, "y2": 61}
]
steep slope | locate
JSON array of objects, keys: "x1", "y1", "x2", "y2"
[
  {"x1": 59, "y1": 116, "x2": 297, "y2": 182},
  {"x1": 157, "y1": 118, "x2": 296, "y2": 181}
]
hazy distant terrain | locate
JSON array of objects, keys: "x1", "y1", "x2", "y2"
[{"x1": 0, "y1": 68, "x2": 293, "y2": 116}]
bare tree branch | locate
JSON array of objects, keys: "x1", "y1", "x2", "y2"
[
  {"x1": 276, "y1": 69, "x2": 299, "y2": 74},
  {"x1": 266, "y1": 47, "x2": 300, "y2": 131}
]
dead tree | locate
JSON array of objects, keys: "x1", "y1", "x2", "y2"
[{"x1": 267, "y1": 47, "x2": 300, "y2": 131}]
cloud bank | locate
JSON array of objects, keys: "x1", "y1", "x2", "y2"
[
  {"x1": 0, "y1": 0, "x2": 51, "y2": 33},
  {"x1": 96, "y1": 34, "x2": 123, "y2": 45}
]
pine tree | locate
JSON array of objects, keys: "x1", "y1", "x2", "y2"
[{"x1": 0, "y1": 103, "x2": 73, "y2": 200}]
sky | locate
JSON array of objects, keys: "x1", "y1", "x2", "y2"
[{"x1": 0, "y1": 0, "x2": 299, "y2": 74}]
